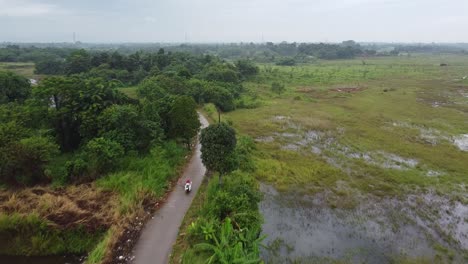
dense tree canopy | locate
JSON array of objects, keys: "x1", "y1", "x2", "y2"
[{"x1": 0, "y1": 71, "x2": 31, "y2": 103}]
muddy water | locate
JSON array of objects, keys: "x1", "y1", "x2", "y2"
[
  {"x1": 0, "y1": 254, "x2": 84, "y2": 264},
  {"x1": 260, "y1": 184, "x2": 467, "y2": 263}
]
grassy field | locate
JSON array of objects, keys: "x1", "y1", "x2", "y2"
[
  {"x1": 226, "y1": 55, "x2": 468, "y2": 198},
  {"x1": 222, "y1": 55, "x2": 468, "y2": 262},
  {"x1": 0, "y1": 62, "x2": 42, "y2": 80}
]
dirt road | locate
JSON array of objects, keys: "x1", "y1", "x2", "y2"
[{"x1": 131, "y1": 113, "x2": 209, "y2": 264}]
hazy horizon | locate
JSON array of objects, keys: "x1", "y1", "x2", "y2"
[{"x1": 1, "y1": 0, "x2": 468, "y2": 43}]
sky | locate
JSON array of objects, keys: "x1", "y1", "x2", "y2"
[{"x1": 1, "y1": 0, "x2": 468, "y2": 43}]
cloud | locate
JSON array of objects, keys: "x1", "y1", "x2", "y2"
[
  {"x1": 144, "y1": 16, "x2": 156, "y2": 23},
  {"x1": 0, "y1": 0, "x2": 63, "y2": 17}
]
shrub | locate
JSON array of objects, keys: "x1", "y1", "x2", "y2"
[
  {"x1": 271, "y1": 82, "x2": 285, "y2": 95},
  {"x1": 83, "y1": 137, "x2": 124, "y2": 177},
  {"x1": 0, "y1": 135, "x2": 59, "y2": 185}
]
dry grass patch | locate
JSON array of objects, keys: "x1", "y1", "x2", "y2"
[{"x1": 0, "y1": 184, "x2": 117, "y2": 232}]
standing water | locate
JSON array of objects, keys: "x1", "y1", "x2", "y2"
[{"x1": 259, "y1": 184, "x2": 466, "y2": 263}]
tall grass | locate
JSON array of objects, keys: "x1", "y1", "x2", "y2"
[
  {"x1": 96, "y1": 141, "x2": 187, "y2": 214},
  {"x1": 0, "y1": 213, "x2": 104, "y2": 256}
]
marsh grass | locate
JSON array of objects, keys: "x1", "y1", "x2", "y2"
[{"x1": 225, "y1": 55, "x2": 468, "y2": 199}]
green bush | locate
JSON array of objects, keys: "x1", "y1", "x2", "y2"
[
  {"x1": 65, "y1": 157, "x2": 88, "y2": 182},
  {"x1": 0, "y1": 213, "x2": 103, "y2": 255},
  {"x1": 83, "y1": 137, "x2": 124, "y2": 178},
  {"x1": 0, "y1": 135, "x2": 59, "y2": 185},
  {"x1": 64, "y1": 137, "x2": 124, "y2": 182}
]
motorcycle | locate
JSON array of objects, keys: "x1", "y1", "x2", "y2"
[{"x1": 184, "y1": 180, "x2": 192, "y2": 193}]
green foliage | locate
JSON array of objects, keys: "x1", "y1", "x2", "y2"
[
  {"x1": 203, "y1": 85, "x2": 236, "y2": 112},
  {"x1": 35, "y1": 56, "x2": 65, "y2": 75},
  {"x1": 98, "y1": 104, "x2": 159, "y2": 152},
  {"x1": 179, "y1": 134, "x2": 262, "y2": 263},
  {"x1": 168, "y1": 95, "x2": 200, "y2": 146},
  {"x1": 235, "y1": 136, "x2": 256, "y2": 172},
  {"x1": 275, "y1": 57, "x2": 296, "y2": 66},
  {"x1": 0, "y1": 71, "x2": 31, "y2": 103},
  {"x1": 201, "y1": 123, "x2": 238, "y2": 176},
  {"x1": 0, "y1": 213, "x2": 104, "y2": 255},
  {"x1": 202, "y1": 103, "x2": 218, "y2": 121},
  {"x1": 34, "y1": 76, "x2": 127, "y2": 151},
  {"x1": 97, "y1": 142, "x2": 186, "y2": 213},
  {"x1": 82, "y1": 137, "x2": 124, "y2": 177},
  {"x1": 0, "y1": 126, "x2": 59, "y2": 185},
  {"x1": 66, "y1": 49, "x2": 92, "y2": 74},
  {"x1": 202, "y1": 63, "x2": 240, "y2": 83},
  {"x1": 192, "y1": 217, "x2": 262, "y2": 264},
  {"x1": 182, "y1": 144, "x2": 263, "y2": 264},
  {"x1": 137, "y1": 75, "x2": 171, "y2": 100},
  {"x1": 235, "y1": 60, "x2": 259, "y2": 79},
  {"x1": 271, "y1": 82, "x2": 285, "y2": 95}
]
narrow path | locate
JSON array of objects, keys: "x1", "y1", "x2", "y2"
[{"x1": 131, "y1": 113, "x2": 209, "y2": 264}]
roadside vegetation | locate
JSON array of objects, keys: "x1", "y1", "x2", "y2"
[{"x1": 171, "y1": 132, "x2": 263, "y2": 264}]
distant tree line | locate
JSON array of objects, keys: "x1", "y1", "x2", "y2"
[{"x1": 1, "y1": 42, "x2": 467, "y2": 69}]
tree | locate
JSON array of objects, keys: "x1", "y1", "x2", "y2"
[
  {"x1": 34, "y1": 76, "x2": 127, "y2": 151},
  {"x1": 65, "y1": 49, "x2": 91, "y2": 74},
  {"x1": 200, "y1": 122, "x2": 238, "y2": 184},
  {"x1": 35, "y1": 56, "x2": 65, "y2": 75},
  {"x1": 203, "y1": 84, "x2": 236, "y2": 112},
  {"x1": 97, "y1": 104, "x2": 160, "y2": 152},
  {"x1": 235, "y1": 59, "x2": 259, "y2": 79},
  {"x1": 169, "y1": 96, "x2": 200, "y2": 148},
  {"x1": 271, "y1": 82, "x2": 285, "y2": 95},
  {"x1": 0, "y1": 71, "x2": 31, "y2": 103}
]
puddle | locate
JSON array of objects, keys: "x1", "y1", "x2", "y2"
[
  {"x1": 273, "y1": 115, "x2": 289, "y2": 121},
  {"x1": 260, "y1": 184, "x2": 468, "y2": 263},
  {"x1": 391, "y1": 121, "x2": 450, "y2": 146},
  {"x1": 453, "y1": 134, "x2": 468, "y2": 151},
  {"x1": 264, "y1": 127, "x2": 420, "y2": 171},
  {"x1": 281, "y1": 144, "x2": 300, "y2": 151},
  {"x1": 255, "y1": 136, "x2": 274, "y2": 143}
]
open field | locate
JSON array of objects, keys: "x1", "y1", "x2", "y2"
[
  {"x1": 0, "y1": 62, "x2": 42, "y2": 80},
  {"x1": 224, "y1": 55, "x2": 468, "y2": 263}
]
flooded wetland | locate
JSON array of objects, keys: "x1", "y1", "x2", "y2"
[{"x1": 225, "y1": 56, "x2": 468, "y2": 263}]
